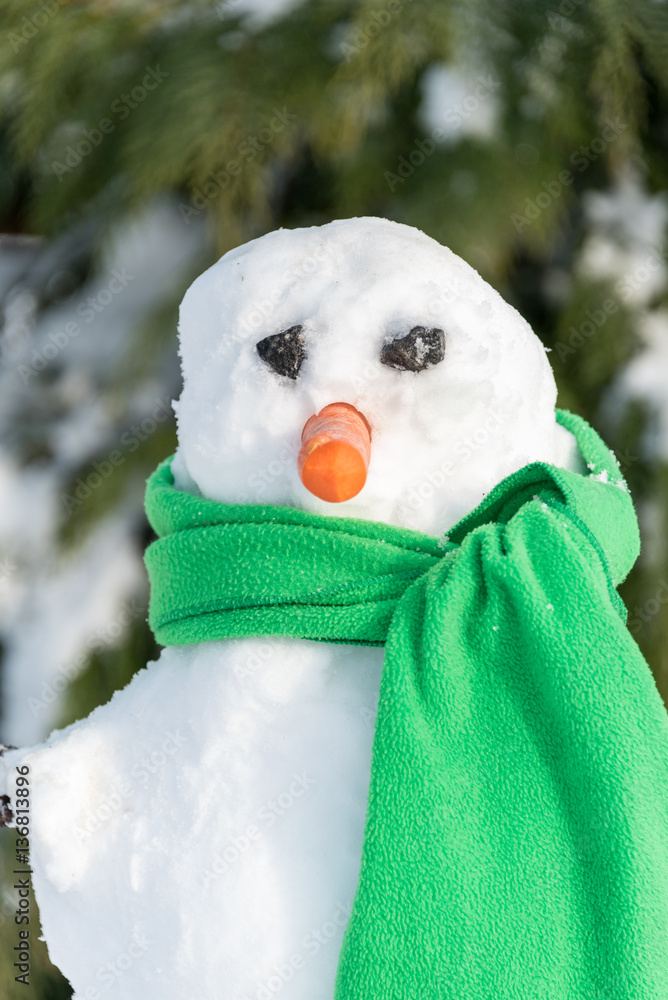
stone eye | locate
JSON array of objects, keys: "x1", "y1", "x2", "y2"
[
  {"x1": 380, "y1": 326, "x2": 446, "y2": 372},
  {"x1": 256, "y1": 325, "x2": 306, "y2": 380}
]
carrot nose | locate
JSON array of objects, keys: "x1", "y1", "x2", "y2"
[{"x1": 298, "y1": 402, "x2": 372, "y2": 503}]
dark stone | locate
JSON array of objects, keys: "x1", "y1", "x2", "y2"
[
  {"x1": 380, "y1": 327, "x2": 446, "y2": 372},
  {"x1": 0, "y1": 793, "x2": 12, "y2": 827},
  {"x1": 256, "y1": 325, "x2": 306, "y2": 379}
]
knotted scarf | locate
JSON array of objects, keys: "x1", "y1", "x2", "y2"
[{"x1": 144, "y1": 409, "x2": 668, "y2": 999}]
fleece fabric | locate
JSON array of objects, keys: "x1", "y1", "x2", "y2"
[{"x1": 144, "y1": 409, "x2": 668, "y2": 999}]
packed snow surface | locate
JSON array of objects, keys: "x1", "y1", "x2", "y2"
[{"x1": 2, "y1": 217, "x2": 580, "y2": 999}]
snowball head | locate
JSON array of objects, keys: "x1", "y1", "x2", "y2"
[{"x1": 173, "y1": 216, "x2": 571, "y2": 534}]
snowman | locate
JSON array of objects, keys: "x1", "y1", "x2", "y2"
[{"x1": 3, "y1": 217, "x2": 668, "y2": 1000}]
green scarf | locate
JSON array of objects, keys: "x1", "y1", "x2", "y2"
[{"x1": 145, "y1": 410, "x2": 668, "y2": 999}]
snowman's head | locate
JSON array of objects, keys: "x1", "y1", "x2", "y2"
[{"x1": 173, "y1": 217, "x2": 573, "y2": 534}]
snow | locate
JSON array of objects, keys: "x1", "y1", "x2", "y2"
[
  {"x1": 418, "y1": 63, "x2": 501, "y2": 145},
  {"x1": 0, "y1": 200, "x2": 205, "y2": 746},
  {"x1": 590, "y1": 469, "x2": 609, "y2": 484},
  {"x1": 1, "y1": 216, "x2": 583, "y2": 999},
  {"x1": 214, "y1": 0, "x2": 302, "y2": 26},
  {"x1": 580, "y1": 175, "x2": 668, "y2": 462},
  {"x1": 578, "y1": 177, "x2": 668, "y2": 308},
  {"x1": 616, "y1": 309, "x2": 668, "y2": 460},
  {"x1": 2, "y1": 519, "x2": 144, "y2": 747}
]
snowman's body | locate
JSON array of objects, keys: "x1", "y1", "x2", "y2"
[
  {"x1": 2, "y1": 218, "x2": 580, "y2": 999},
  {"x1": 24, "y1": 636, "x2": 384, "y2": 999}
]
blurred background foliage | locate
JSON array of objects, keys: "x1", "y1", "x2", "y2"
[{"x1": 0, "y1": 0, "x2": 668, "y2": 995}]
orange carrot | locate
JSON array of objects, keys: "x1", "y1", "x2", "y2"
[{"x1": 298, "y1": 402, "x2": 372, "y2": 503}]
